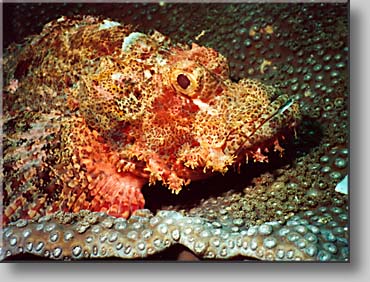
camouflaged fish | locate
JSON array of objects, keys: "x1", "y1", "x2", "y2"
[{"x1": 2, "y1": 16, "x2": 300, "y2": 224}]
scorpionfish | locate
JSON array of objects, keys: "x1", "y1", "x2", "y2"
[{"x1": 2, "y1": 16, "x2": 300, "y2": 224}]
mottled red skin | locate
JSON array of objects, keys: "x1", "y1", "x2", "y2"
[{"x1": 2, "y1": 16, "x2": 300, "y2": 224}]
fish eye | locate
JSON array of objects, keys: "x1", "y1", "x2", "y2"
[
  {"x1": 170, "y1": 68, "x2": 201, "y2": 97},
  {"x1": 177, "y1": 74, "x2": 191, "y2": 89}
]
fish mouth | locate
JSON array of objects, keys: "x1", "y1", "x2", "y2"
[
  {"x1": 183, "y1": 93, "x2": 300, "y2": 174},
  {"x1": 228, "y1": 94, "x2": 300, "y2": 160}
]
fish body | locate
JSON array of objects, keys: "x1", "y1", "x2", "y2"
[{"x1": 2, "y1": 16, "x2": 300, "y2": 224}]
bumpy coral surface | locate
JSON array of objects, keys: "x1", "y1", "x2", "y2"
[{"x1": 1, "y1": 3, "x2": 348, "y2": 261}]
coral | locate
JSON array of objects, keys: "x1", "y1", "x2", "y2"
[
  {"x1": 1, "y1": 206, "x2": 348, "y2": 261},
  {"x1": 1, "y1": 2, "x2": 348, "y2": 261}
]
